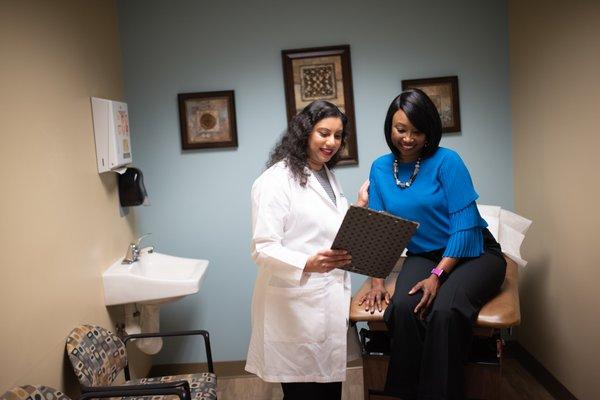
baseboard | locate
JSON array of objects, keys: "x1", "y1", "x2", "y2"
[
  {"x1": 149, "y1": 358, "x2": 363, "y2": 378},
  {"x1": 511, "y1": 342, "x2": 578, "y2": 400}
]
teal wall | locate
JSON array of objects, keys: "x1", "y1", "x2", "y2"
[{"x1": 117, "y1": 0, "x2": 512, "y2": 363}]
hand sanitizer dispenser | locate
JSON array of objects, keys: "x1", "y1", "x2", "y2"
[{"x1": 91, "y1": 97, "x2": 133, "y2": 173}]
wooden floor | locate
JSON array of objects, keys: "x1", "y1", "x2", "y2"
[
  {"x1": 151, "y1": 355, "x2": 557, "y2": 400},
  {"x1": 501, "y1": 357, "x2": 555, "y2": 400}
]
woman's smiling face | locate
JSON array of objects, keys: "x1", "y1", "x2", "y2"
[
  {"x1": 391, "y1": 110, "x2": 426, "y2": 162},
  {"x1": 307, "y1": 117, "x2": 343, "y2": 170}
]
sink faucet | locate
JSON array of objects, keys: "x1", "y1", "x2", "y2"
[{"x1": 122, "y1": 233, "x2": 153, "y2": 264}]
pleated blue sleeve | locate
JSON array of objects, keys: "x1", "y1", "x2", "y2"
[
  {"x1": 368, "y1": 163, "x2": 384, "y2": 211},
  {"x1": 439, "y1": 150, "x2": 480, "y2": 213},
  {"x1": 443, "y1": 201, "x2": 487, "y2": 258}
]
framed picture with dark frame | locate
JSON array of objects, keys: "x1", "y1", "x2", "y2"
[
  {"x1": 402, "y1": 76, "x2": 461, "y2": 133},
  {"x1": 282, "y1": 45, "x2": 358, "y2": 165},
  {"x1": 178, "y1": 90, "x2": 238, "y2": 149}
]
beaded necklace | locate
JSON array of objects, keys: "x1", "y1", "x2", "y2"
[{"x1": 393, "y1": 158, "x2": 421, "y2": 189}]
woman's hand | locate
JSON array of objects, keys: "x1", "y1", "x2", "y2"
[
  {"x1": 356, "y1": 180, "x2": 369, "y2": 207},
  {"x1": 409, "y1": 275, "x2": 441, "y2": 319},
  {"x1": 305, "y1": 249, "x2": 351, "y2": 273},
  {"x1": 358, "y1": 278, "x2": 390, "y2": 314}
]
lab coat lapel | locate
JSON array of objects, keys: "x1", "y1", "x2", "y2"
[
  {"x1": 306, "y1": 170, "x2": 339, "y2": 212},
  {"x1": 325, "y1": 167, "x2": 348, "y2": 214}
]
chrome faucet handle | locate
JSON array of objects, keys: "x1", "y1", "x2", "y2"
[
  {"x1": 122, "y1": 233, "x2": 152, "y2": 264},
  {"x1": 122, "y1": 243, "x2": 138, "y2": 264}
]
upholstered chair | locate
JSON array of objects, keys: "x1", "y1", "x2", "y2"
[
  {"x1": 1, "y1": 386, "x2": 70, "y2": 400},
  {"x1": 65, "y1": 325, "x2": 217, "y2": 400}
]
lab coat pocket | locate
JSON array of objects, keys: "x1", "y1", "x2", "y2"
[{"x1": 264, "y1": 285, "x2": 326, "y2": 343}]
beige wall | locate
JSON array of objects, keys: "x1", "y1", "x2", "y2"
[
  {"x1": 509, "y1": 1, "x2": 600, "y2": 399},
  {"x1": 0, "y1": 0, "x2": 147, "y2": 394}
]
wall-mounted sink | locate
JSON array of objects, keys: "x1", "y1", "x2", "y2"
[
  {"x1": 103, "y1": 251, "x2": 209, "y2": 306},
  {"x1": 102, "y1": 250, "x2": 209, "y2": 354}
]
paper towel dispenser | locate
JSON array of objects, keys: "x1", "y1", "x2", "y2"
[{"x1": 91, "y1": 97, "x2": 133, "y2": 173}]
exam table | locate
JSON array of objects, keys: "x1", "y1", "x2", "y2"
[{"x1": 350, "y1": 256, "x2": 520, "y2": 400}]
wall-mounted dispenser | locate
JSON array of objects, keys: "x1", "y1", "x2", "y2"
[
  {"x1": 91, "y1": 97, "x2": 133, "y2": 173},
  {"x1": 118, "y1": 167, "x2": 150, "y2": 207}
]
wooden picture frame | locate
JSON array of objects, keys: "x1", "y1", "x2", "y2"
[
  {"x1": 402, "y1": 76, "x2": 461, "y2": 133},
  {"x1": 178, "y1": 90, "x2": 238, "y2": 149},
  {"x1": 282, "y1": 45, "x2": 358, "y2": 165}
]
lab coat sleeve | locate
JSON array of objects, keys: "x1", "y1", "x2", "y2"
[{"x1": 250, "y1": 172, "x2": 308, "y2": 286}]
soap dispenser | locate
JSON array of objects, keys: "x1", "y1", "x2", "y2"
[{"x1": 118, "y1": 167, "x2": 149, "y2": 207}]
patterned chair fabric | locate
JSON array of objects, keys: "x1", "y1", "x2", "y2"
[
  {"x1": 66, "y1": 324, "x2": 128, "y2": 387},
  {"x1": 125, "y1": 373, "x2": 217, "y2": 400},
  {"x1": 65, "y1": 324, "x2": 217, "y2": 400},
  {"x1": 1, "y1": 386, "x2": 70, "y2": 400}
]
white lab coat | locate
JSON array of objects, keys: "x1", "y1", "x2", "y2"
[{"x1": 245, "y1": 160, "x2": 351, "y2": 383}]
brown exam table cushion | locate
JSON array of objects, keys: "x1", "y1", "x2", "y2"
[{"x1": 350, "y1": 256, "x2": 520, "y2": 329}]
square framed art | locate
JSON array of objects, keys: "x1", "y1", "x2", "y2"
[
  {"x1": 282, "y1": 45, "x2": 358, "y2": 165},
  {"x1": 402, "y1": 76, "x2": 461, "y2": 133},
  {"x1": 178, "y1": 90, "x2": 238, "y2": 149}
]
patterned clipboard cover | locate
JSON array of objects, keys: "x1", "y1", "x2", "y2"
[{"x1": 332, "y1": 206, "x2": 419, "y2": 278}]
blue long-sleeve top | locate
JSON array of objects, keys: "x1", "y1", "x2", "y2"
[{"x1": 369, "y1": 148, "x2": 487, "y2": 257}]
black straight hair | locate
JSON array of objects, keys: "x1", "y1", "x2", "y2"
[{"x1": 383, "y1": 88, "x2": 442, "y2": 160}]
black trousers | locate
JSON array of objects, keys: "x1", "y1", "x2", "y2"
[
  {"x1": 281, "y1": 382, "x2": 342, "y2": 400},
  {"x1": 384, "y1": 229, "x2": 506, "y2": 400}
]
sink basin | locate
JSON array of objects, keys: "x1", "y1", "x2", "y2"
[{"x1": 102, "y1": 251, "x2": 209, "y2": 306}]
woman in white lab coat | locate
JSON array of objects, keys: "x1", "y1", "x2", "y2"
[{"x1": 245, "y1": 100, "x2": 368, "y2": 400}]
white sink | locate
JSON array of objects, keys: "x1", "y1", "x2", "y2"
[{"x1": 102, "y1": 251, "x2": 209, "y2": 306}]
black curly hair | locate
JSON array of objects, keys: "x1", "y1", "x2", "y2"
[{"x1": 267, "y1": 100, "x2": 348, "y2": 186}]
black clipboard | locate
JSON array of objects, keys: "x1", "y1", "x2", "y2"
[{"x1": 331, "y1": 206, "x2": 419, "y2": 278}]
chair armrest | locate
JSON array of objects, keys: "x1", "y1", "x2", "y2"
[
  {"x1": 79, "y1": 381, "x2": 191, "y2": 400},
  {"x1": 122, "y1": 330, "x2": 214, "y2": 379}
]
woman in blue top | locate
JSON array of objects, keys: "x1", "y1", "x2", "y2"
[{"x1": 359, "y1": 89, "x2": 506, "y2": 400}]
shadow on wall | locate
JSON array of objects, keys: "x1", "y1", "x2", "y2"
[
  {"x1": 99, "y1": 170, "x2": 120, "y2": 197},
  {"x1": 61, "y1": 351, "x2": 81, "y2": 399},
  {"x1": 517, "y1": 251, "x2": 552, "y2": 348}
]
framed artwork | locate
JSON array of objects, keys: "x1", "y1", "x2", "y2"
[
  {"x1": 282, "y1": 45, "x2": 358, "y2": 165},
  {"x1": 402, "y1": 76, "x2": 461, "y2": 133},
  {"x1": 178, "y1": 90, "x2": 238, "y2": 149}
]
